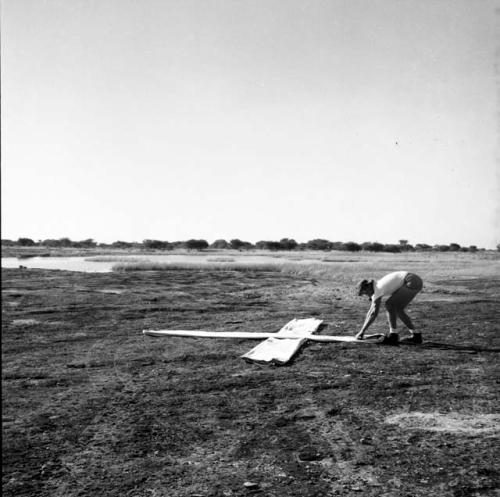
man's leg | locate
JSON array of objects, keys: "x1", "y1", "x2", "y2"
[
  {"x1": 401, "y1": 273, "x2": 423, "y2": 342},
  {"x1": 388, "y1": 280, "x2": 422, "y2": 343},
  {"x1": 383, "y1": 300, "x2": 400, "y2": 345},
  {"x1": 396, "y1": 307, "x2": 422, "y2": 343},
  {"x1": 397, "y1": 308, "x2": 415, "y2": 330}
]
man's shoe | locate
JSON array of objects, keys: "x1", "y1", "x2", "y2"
[
  {"x1": 379, "y1": 333, "x2": 399, "y2": 346},
  {"x1": 401, "y1": 334, "x2": 422, "y2": 345}
]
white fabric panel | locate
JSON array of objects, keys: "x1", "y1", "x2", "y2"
[{"x1": 241, "y1": 318, "x2": 323, "y2": 365}]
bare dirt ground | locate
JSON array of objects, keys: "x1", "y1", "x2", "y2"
[{"x1": 2, "y1": 254, "x2": 500, "y2": 496}]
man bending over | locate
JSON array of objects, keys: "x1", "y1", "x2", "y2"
[{"x1": 356, "y1": 271, "x2": 423, "y2": 345}]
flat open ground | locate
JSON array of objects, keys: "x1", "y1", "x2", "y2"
[{"x1": 2, "y1": 252, "x2": 500, "y2": 496}]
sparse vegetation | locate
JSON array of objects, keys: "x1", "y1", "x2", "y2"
[
  {"x1": 2, "y1": 251, "x2": 499, "y2": 497},
  {"x1": 3, "y1": 252, "x2": 499, "y2": 497},
  {"x1": 2, "y1": 237, "x2": 492, "y2": 255}
]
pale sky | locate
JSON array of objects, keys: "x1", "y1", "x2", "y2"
[{"x1": 1, "y1": 0, "x2": 499, "y2": 248}]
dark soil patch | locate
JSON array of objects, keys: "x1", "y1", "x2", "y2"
[{"x1": 2, "y1": 266, "x2": 499, "y2": 497}]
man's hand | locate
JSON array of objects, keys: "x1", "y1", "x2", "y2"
[{"x1": 357, "y1": 298, "x2": 381, "y2": 340}]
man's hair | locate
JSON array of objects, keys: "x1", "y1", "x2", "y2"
[{"x1": 357, "y1": 279, "x2": 373, "y2": 296}]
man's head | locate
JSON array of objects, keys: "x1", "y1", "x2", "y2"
[{"x1": 357, "y1": 279, "x2": 374, "y2": 298}]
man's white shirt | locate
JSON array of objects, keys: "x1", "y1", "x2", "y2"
[{"x1": 371, "y1": 271, "x2": 408, "y2": 302}]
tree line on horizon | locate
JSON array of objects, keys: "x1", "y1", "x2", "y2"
[{"x1": 2, "y1": 237, "x2": 493, "y2": 253}]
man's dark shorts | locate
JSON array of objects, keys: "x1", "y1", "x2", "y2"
[{"x1": 386, "y1": 273, "x2": 423, "y2": 309}]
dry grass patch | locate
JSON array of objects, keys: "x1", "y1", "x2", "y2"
[
  {"x1": 385, "y1": 412, "x2": 500, "y2": 435},
  {"x1": 206, "y1": 257, "x2": 236, "y2": 263},
  {"x1": 112, "y1": 261, "x2": 281, "y2": 272},
  {"x1": 84, "y1": 256, "x2": 151, "y2": 263},
  {"x1": 11, "y1": 319, "x2": 40, "y2": 327}
]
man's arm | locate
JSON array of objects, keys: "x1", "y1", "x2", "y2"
[{"x1": 356, "y1": 298, "x2": 381, "y2": 339}]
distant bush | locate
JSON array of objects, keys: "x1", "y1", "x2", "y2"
[
  {"x1": 468, "y1": 245, "x2": 478, "y2": 253},
  {"x1": 39, "y1": 237, "x2": 94, "y2": 248},
  {"x1": 330, "y1": 242, "x2": 345, "y2": 251},
  {"x1": 415, "y1": 243, "x2": 432, "y2": 251},
  {"x1": 362, "y1": 242, "x2": 384, "y2": 252},
  {"x1": 1, "y1": 239, "x2": 16, "y2": 246},
  {"x1": 210, "y1": 239, "x2": 230, "y2": 249},
  {"x1": 58, "y1": 238, "x2": 73, "y2": 247},
  {"x1": 111, "y1": 241, "x2": 135, "y2": 249},
  {"x1": 279, "y1": 238, "x2": 298, "y2": 250},
  {"x1": 434, "y1": 245, "x2": 450, "y2": 252},
  {"x1": 143, "y1": 239, "x2": 170, "y2": 250},
  {"x1": 342, "y1": 242, "x2": 362, "y2": 252},
  {"x1": 73, "y1": 239, "x2": 97, "y2": 248},
  {"x1": 41, "y1": 239, "x2": 61, "y2": 247},
  {"x1": 230, "y1": 239, "x2": 253, "y2": 250},
  {"x1": 169, "y1": 241, "x2": 185, "y2": 249},
  {"x1": 449, "y1": 243, "x2": 461, "y2": 252},
  {"x1": 17, "y1": 238, "x2": 36, "y2": 246},
  {"x1": 306, "y1": 239, "x2": 333, "y2": 251},
  {"x1": 383, "y1": 244, "x2": 402, "y2": 253},
  {"x1": 184, "y1": 239, "x2": 209, "y2": 250},
  {"x1": 255, "y1": 240, "x2": 282, "y2": 251}
]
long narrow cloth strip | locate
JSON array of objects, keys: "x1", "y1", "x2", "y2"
[{"x1": 143, "y1": 329, "x2": 369, "y2": 342}]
